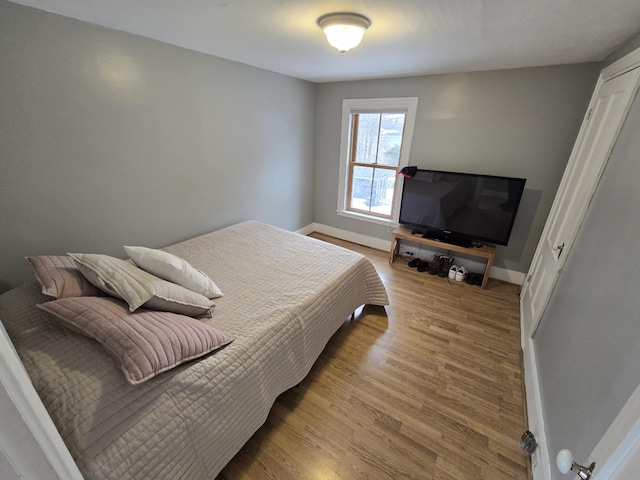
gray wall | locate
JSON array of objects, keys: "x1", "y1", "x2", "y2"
[
  {"x1": 314, "y1": 65, "x2": 600, "y2": 273},
  {"x1": 603, "y1": 30, "x2": 640, "y2": 66},
  {"x1": 0, "y1": 0, "x2": 602, "y2": 289},
  {"x1": 0, "y1": 0, "x2": 316, "y2": 293},
  {"x1": 534, "y1": 86, "x2": 640, "y2": 479}
]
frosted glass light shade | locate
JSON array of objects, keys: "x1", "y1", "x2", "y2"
[
  {"x1": 317, "y1": 13, "x2": 371, "y2": 55},
  {"x1": 322, "y1": 24, "x2": 366, "y2": 54}
]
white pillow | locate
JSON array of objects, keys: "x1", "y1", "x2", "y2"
[
  {"x1": 124, "y1": 246, "x2": 223, "y2": 299},
  {"x1": 68, "y1": 253, "x2": 215, "y2": 317}
]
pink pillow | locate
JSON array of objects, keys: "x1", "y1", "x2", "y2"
[
  {"x1": 25, "y1": 255, "x2": 103, "y2": 298},
  {"x1": 37, "y1": 297, "x2": 234, "y2": 384}
]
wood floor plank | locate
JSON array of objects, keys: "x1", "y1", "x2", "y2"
[{"x1": 217, "y1": 234, "x2": 529, "y2": 480}]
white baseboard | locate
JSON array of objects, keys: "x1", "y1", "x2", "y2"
[
  {"x1": 304, "y1": 223, "x2": 525, "y2": 285},
  {"x1": 491, "y1": 266, "x2": 526, "y2": 285},
  {"x1": 295, "y1": 224, "x2": 316, "y2": 236},
  {"x1": 305, "y1": 223, "x2": 391, "y2": 251}
]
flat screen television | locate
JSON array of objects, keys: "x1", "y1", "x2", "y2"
[{"x1": 398, "y1": 169, "x2": 526, "y2": 247}]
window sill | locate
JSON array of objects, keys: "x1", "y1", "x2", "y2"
[{"x1": 336, "y1": 210, "x2": 396, "y2": 227}]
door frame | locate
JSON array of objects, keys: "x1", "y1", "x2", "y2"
[
  {"x1": 590, "y1": 383, "x2": 640, "y2": 479},
  {"x1": 522, "y1": 46, "x2": 640, "y2": 480},
  {"x1": 0, "y1": 323, "x2": 83, "y2": 479}
]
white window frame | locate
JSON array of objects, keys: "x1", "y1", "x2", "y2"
[{"x1": 337, "y1": 97, "x2": 419, "y2": 226}]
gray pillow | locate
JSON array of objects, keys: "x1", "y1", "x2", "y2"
[{"x1": 68, "y1": 253, "x2": 215, "y2": 317}]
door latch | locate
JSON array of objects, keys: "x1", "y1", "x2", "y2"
[{"x1": 520, "y1": 430, "x2": 538, "y2": 454}]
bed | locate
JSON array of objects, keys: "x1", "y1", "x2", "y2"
[{"x1": 0, "y1": 221, "x2": 389, "y2": 479}]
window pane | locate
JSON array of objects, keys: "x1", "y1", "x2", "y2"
[
  {"x1": 349, "y1": 166, "x2": 396, "y2": 216},
  {"x1": 354, "y1": 114, "x2": 380, "y2": 164},
  {"x1": 369, "y1": 168, "x2": 396, "y2": 216},
  {"x1": 350, "y1": 165, "x2": 373, "y2": 211},
  {"x1": 378, "y1": 113, "x2": 405, "y2": 166}
]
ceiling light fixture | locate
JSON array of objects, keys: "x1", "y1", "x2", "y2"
[{"x1": 317, "y1": 12, "x2": 371, "y2": 55}]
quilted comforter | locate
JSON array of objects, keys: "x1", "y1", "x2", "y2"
[{"x1": 0, "y1": 221, "x2": 389, "y2": 479}]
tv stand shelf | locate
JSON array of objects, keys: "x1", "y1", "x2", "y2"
[{"x1": 389, "y1": 226, "x2": 495, "y2": 289}]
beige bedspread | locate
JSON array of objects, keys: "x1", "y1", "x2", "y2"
[{"x1": 0, "y1": 221, "x2": 388, "y2": 479}]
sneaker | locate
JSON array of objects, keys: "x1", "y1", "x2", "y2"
[
  {"x1": 464, "y1": 272, "x2": 483, "y2": 286},
  {"x1": 455, "y1": 266, "x2": 468, "y2": 282},
  {"x1": 408, "y1": 258, "x2": 421, "y2": 268},
  {"x1": 417, "y1": 260, "x2": 430, "y2": 272},
  {"x1": 448, "y1": 265, "x2": 459, "y2": 280}
]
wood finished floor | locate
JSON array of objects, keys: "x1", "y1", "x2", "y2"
[{"x1": 218, "y1": 234, "x2": 529, "y2": 480}]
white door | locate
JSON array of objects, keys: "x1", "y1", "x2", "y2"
[{"x1": 520, "y1": 67, "x2": 640, "y2": 340}]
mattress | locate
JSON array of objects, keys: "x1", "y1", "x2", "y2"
[{"x1": 0, "y1": 221, "x2": 389, "y2": 479}]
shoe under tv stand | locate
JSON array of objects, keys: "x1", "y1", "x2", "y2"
[{"x1": 389, "y1": 226, "x2": 495, "y2": 289}]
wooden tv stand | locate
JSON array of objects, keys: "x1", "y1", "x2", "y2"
[{"x1": 389, "y1": 226, "x2": 496, "y2": 289}]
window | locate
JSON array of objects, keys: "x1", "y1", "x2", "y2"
[
  {"x1": 337, "y1": 98, "x2": 418, "y2": 226},
  {"x1": 348, "y1": 112, "x2": 405, "y2": 218}
]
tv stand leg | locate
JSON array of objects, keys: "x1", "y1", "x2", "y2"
[
  {"x1": 389, "y1": 233, "x2": 399, "y2": 264},
  {"x1": 482, "y1": 254, "x2": 494, "y2": 289}
]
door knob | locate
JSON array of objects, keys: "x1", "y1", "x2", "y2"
[{"x1": 556, "y1": 449, "x2": 595, "y2": 479}]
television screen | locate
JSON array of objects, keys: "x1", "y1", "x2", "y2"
[{"x1": 398, "y1": 169, "x2": 526, "y2": 247}]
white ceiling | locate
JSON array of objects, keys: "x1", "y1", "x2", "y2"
[{"x1": 10, "y1": 0, "x2": 640, "y2": 83}]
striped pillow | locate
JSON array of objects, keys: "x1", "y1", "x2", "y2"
[
  {"x1": 37, "y1": 296, "x2": 234, "y2": 384},
  {"x1": 68, "y1": 253, "x2": 215, "y2": 317},
  {"x1": 25, "y1": 255, "x2": 104, "y2": 298}
]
